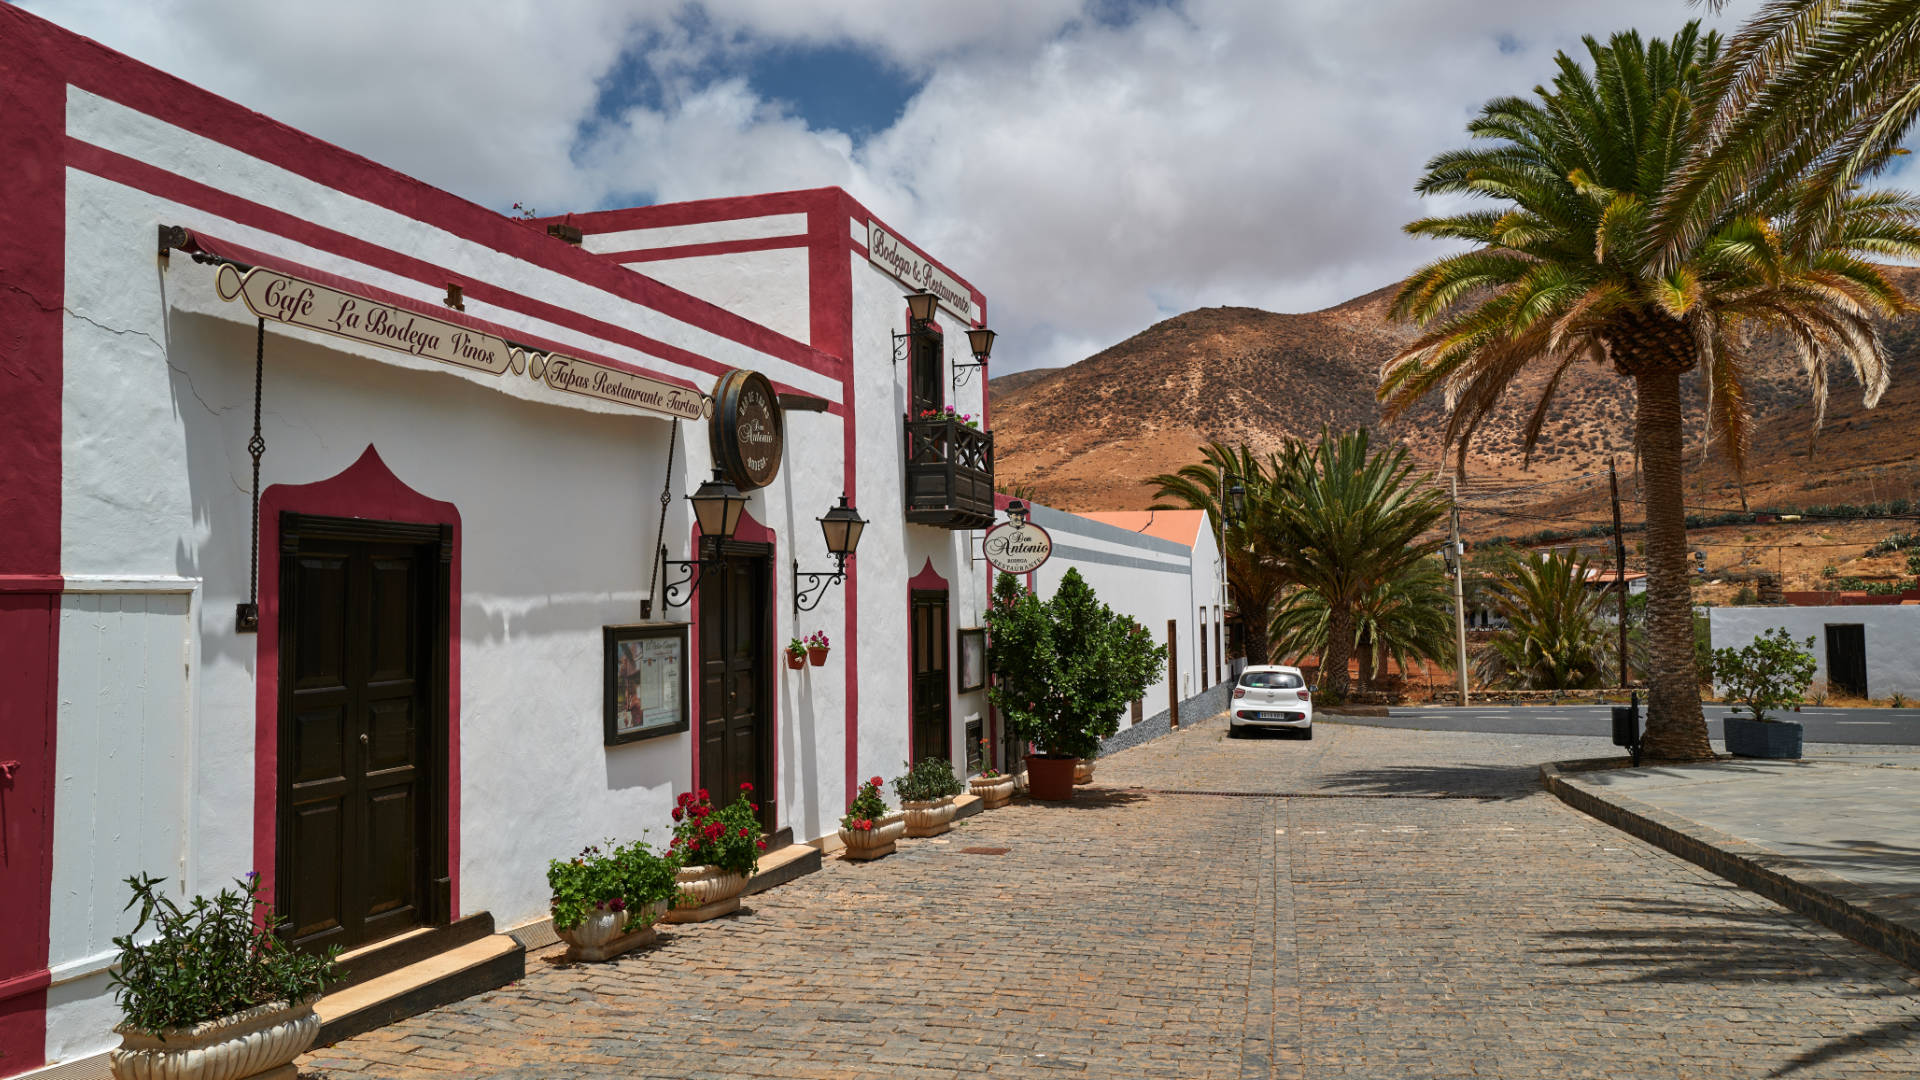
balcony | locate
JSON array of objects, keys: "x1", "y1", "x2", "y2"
[{"x1": 904, "y1": 416, "x2": 995, "y2": 529}]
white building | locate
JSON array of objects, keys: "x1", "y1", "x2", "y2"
[
  {"x1": 0, "y1": 9, "x2": 1235, "y2": 1075},
  {"x1": 1709, "y1": 605, "x2": 1920, "y2": 700}
]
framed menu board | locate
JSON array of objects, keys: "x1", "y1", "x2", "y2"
[{"x1": 604, "y1": 623, "x2": 690, "y2": 745}]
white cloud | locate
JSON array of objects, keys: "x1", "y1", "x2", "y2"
[{"x1": 27, "y1": 0, "x2": 1772, "y2": 373}]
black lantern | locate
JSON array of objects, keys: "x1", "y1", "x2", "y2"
[
  {"x1": 954, "y1": 326, "x2": 995, "y2": 388},
  {"x1": 1227, "y1": 478, "x2": 1247, "y2": 524},
  {"x1": 688, "y1": 467, "x2": 748, "y2": 541},
  {"x1": 795, "y1": 493, "x2": 867, "y2": 613},
  {"x1": 905, "y1": 288, "x2": 940, "y2": 326},
  {"x1": 660, "y1": 468, "x2": 750, "y2": 610},
  {"x1": 1005, "y1": 499, "x2": 1029, "y2": 527}
]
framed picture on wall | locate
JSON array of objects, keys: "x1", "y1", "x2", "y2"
[
  {"x1": 957, "y1": 627, "x2": 987, "y2": 693},
  {"x1": 604, "y1": 623, "x2": 690, "y2": 745}
]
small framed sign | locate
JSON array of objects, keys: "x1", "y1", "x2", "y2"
[
  {"x1": 604, "y1": 623, "x2": 690, "y2": 745},
  {"x1": 957, "y1": 627, "x2": 987, "y2": 693}
]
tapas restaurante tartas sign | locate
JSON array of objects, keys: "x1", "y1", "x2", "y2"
[{"x1": 216, "y1": 263, "x2": 706, "y2": 421}]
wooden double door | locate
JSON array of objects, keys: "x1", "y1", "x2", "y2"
[
  {"x1": 278, "y1": 514, "x2": 450, "y2": 954},
  {"x1": 698, "y1": 540, "x2": 775, "y2": 834}
]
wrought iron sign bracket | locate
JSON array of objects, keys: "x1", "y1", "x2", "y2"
[
  {"x1": 891, "y1": 329, "x2": 911, "y2": 368},
  {"x1": 660, "y1": 544, "x2": 720, "y2": 611},
  {"x1": 793, "y1": 554, "x2": 850, "y2": 614},
  {"x1": 951, "y1": 359, "x2": 985, "y2": 389}
]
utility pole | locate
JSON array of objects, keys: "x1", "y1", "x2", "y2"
[
  {"x1": 1611, "y1": 457, "x2": 1629, "y2": 689},
  {"x1": 1448, "y1": 475, "x2": 1470, "y2": 706}
]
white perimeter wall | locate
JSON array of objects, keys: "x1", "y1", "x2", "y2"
[{"x1": 1709, "y1": 606, "x2": 1920, "y2": 699}]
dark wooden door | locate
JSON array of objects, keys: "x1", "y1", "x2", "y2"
[
  {"x1": 911, "y1": 590, "x2": 951, "y2": 763},
  {"x1": 910, "y1": 329, "x2": 944, "y2": 416},
  {"x1": 699, "y1": 541, "x2": 773, "y2": 832},
  {"x1": 279, "y1": 516, "x2": 446, "y2": 954},
  {"x1": 1826, "y1": 623, "x2": 1868, "y2": 698}
]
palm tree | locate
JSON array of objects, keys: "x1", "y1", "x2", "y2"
[
  {"x1": 1269, "y1": 558, "x2": 1454, "y2": 692},
  {"x1": 1476, "y1": 551, "x2": 1611, "y2": 690},
  {"x1": 1147, "y1": 442, "x2": 1289, "y2": 665},
  {"x1": 1657, "y1": 1, "x2": 1920, "y2": 268},
  {"x1": 1259, "y1": 430, "x2": 1449, "y2": 699},
  {"x1": 1379, "y1": 25, "x2": 1920, "y2": 760}
]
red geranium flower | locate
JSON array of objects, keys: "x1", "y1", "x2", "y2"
[
  {"x1": 870, "y1": 776, "x2": 883, "y2": 788},
  {"x1": 756, "y1": 839, "x2": 767, "y2": 850},
  {"x1": 737, "y1": 826, "x2": 749, "y2": 837},
  {"x1": 671, "y1": 807, "x2": 683, "y2": 821},
  {"x1": 740, "y1": 781, "x2": 753, "y2": 793},
  {"x1": 697, "y1": 788, "x2": 710, "y2": 802}
]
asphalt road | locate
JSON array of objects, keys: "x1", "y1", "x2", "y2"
[{"x1": 1332, "y1": 703, "x2": 1920, "y2": 745}]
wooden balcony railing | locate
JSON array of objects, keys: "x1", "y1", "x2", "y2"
[{"x1": 904, "y1": 417, "x2": 995, "y2": 529}]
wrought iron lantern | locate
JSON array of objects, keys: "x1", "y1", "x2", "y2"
[
  {"x1": 954, "y1": 326, "x2": 996, "y2": 388},
  {"x1": 795, "y1": 494, "x2": 867, "y2": 613},
  {"x1": 661, "y1": 468, "x2": 750, "y2": 609}
]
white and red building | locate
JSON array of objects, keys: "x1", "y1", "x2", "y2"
[{"x1": 0, "y1": 9, "x2": 1234, "y2": 1075}]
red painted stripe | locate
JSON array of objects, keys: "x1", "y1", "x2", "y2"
[
  {"x1": 69, "y1": 142, "x2": 846, "y2": 396},
  {"x1": 603, "y1": 235, "x2": 808, "y2": 263},
  {"x1": 559, "y1": 189, "x2": 829, "y2": 233},
  {"x1": 0, "y1": 14, "x2": 66, "y2": 1070},
  {"x1": 0, "y1": 969, "x2": 50, "y2": 1004},
  {"x1": 810, "y1": 195, "x2": 861, "y2": 808}
]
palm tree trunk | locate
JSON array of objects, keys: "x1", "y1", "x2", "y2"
[
  {"x1": 1323, "y1": 604, "x2": 1354, "y2": 698},
  {"x1": 1633, "y1": 370, "x2": 1714, "y2": 761},
  {"x1": 1241, "y1": 592, "x2": 1271, "y2": 666},
  {"x1": 1357, "y1": 628, "x2": 1376, "y2": 691}
]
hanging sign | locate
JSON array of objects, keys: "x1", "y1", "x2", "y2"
[
  {"x1": 527, "y1": 350, "x2": 708, "y2": 420},
  {"x1": 984, "y1": 519, "x2": 1053, "y2": 575},
  {"x1": 215, "y1": 263, "x2": 512, "y2": 376},
  {"x1": 867, "y1": 222, "x2": 974, "y2": 321},
  {"x1": 709, "y1": 369, "x2": 784, "y2": 489}
]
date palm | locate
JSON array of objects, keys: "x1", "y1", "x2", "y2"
[
  {"x1": 1379, "y1": 25, "x2": 1920, "y2": 759},
  {"x1": 1268, "y1": 558, "x2": 1454, "y2": 692},
  {"x1": 1259, "y1": 430, "x2": 1448, "y2": 699},
  {"x1": 1476, "y1": 551, "x2": 1611, "y2": 691},
  {"x1": 1147, "y1": 442, "x2": 1288, "y2": 665}
]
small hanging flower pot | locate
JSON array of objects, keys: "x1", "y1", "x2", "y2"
[
  {"x1": 806, "y1": 630, "x2": 830, "y2": 666},
  {"x1": 785, "y1": 638, "x2": 807, "y2": 670}
]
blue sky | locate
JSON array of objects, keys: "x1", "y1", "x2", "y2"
[{"x1": 28, "y1": 0, "x2": 1777, "y2": 373}]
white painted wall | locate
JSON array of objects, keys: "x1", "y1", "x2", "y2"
[
  {"x1": 622, "y1": 249, "x2": 812, "y2": 346},
  {"x1": 1709, "y1": 605, "x2": 1920, "y2": 699}
]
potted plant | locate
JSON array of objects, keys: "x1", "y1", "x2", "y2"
[
  {"x1": 1074, "y1": 749, "x2": 1097, "y2": 786},
  {"x1": 785, "y1": 637, "x2": 807, "y2": 670},
  {"x1": 664, "y1": 784, "x2": 765, "y2": 922},
  {"x1": 1711, "y1": 627, "x2": 1817, "y2": 759},
  {"x1": 837, "y1": 775, "x2": 907, "y2": 860},
  {"x1": 894, "y1": 757, "x2": 965, "y2": 836},
  {"x1": 968, "y1": 739, "x2": 1016, "y2": 808},
  {"x1": 985, "y1": 569, "x2": 1166, "y2": 800},
  {"x1": 547, "y1": 837, "x2": 679, "y2": 962},
  {"x1": 108, "y1": 872, "x2": 334, "y2": 1080},
  {"x1": 806, "y1": 630, "x2": 831, "y2": 666}
]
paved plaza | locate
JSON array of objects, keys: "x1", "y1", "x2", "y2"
[{"x1": 303, "y1": 718, "x2": 1920, "y2": 1079}]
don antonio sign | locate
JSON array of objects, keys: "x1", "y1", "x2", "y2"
[{"x1": 984, "y1": 517, "x2": 1052, "y2": 575}]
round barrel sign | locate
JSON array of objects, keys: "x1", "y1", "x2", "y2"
[
  {"x1": 984, "y1": 519, "x2": 1053, "y2": 575},
  {"x1": 709, "y1": 369, "x2": 784, "y2": 490}
]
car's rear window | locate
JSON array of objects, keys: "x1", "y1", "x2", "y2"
[{"x1": 1239, "y1": 671, "x2": 1304, "y2": 689}]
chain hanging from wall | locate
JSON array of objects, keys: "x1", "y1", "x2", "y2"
[
  {"x1": 641, "y1": 418, "x2": 680, "y2": 619},
  {"x1": 236, "y1": 317, "x2": 267, "y2": 632}
]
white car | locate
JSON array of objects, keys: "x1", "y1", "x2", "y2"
[{"x1": 1229, "y1": 665, "x2": 1313, "y2": 739}]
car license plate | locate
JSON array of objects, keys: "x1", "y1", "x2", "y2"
[{"x1": 1258, "y1": 711, "x2": 1295, "y2": 720}]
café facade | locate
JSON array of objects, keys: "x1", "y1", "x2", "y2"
[{"x1": 0, "y1": 8, "x2": 1233, "y2": 1075}]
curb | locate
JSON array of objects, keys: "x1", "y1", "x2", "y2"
[{"x1": 1540, "y1": 760, "x2": 1920, "y2": 973}]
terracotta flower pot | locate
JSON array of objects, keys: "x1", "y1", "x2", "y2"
[
  {"x1": 786, "y1": 652, "x2": 805, "y2": 670},
  {"x1": 558, "y1": 900, "x2": 669, "y2": 962},
  {"x1": 903, "y1": 795, "x2": 958, "y2": 837},
  {"x1": 112, "y1": 996, "x2": 320, "y2": 1080},
  {"x1": 664, "y1": 864, "x2": 749, "y2": 923},
  {"x1": 968, "y1": 774, "x2": 1015, "y2": 809},
  {"x1": 808, "y1": 646, "x2": 830, "y2": 666},
  {"x1": 1073, "y1": 759, "x2": 1095, "y2": 786},
  {"x1": 1026, "y1": 754, "x2": 1077, "y2": 801},
  {"x1": 838, "y1": 812, "x2": 907, "y2": 860}
]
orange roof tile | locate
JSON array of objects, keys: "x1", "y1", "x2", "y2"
[{"x1": 1078, "y1": 509, "x2": 1208, "y2": 547}]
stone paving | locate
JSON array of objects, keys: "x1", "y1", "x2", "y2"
[{"x1": 303, "y1": 716, "x2": 1920, "y2": 1079}]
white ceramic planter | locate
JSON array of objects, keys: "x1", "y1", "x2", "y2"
[
  {"x1": 558, "y1": 899, "x2": 669, "y2": 962},
  {"x1": 1073, "y1": 759, "x2": 1095, "y2": 786},
  {"x1": 968, "y1": 774, "x2": 1016, "y2": 809},
  {"x1": 838, "y1": 813, "x2": 908, "y2": 860},
  {"x1": 903, "y1": 796, "x2": 959, "y2": 837},
  {"x1": 663, "y1": 864, "x2": 750, "y2": 923},
  {"x1": 111, "y1": 996, "x2": 320, "y2": 1080}
]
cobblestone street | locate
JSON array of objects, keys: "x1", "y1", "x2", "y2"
[{"x1": 304, "y1": 717, "x2": 1920, "y2": 1079}]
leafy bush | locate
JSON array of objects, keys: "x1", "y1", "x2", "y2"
[
  {"x1": 841, "y1": 775, "x2": 888, "y2": 831},
  {"x1": 668, "y1": 784, "x2": 764, "y2": 877},
  {"x1": 547, "y1": 838, "x2": 678, "y2": 934},
  {"x1": 893, "y1": 757, "x2": 963, "y2": 802},
  {"x1": 110, "y1": 872, "x2": 334, "y2": 1033},
  {"x1": 985, "y1": 569, "x2": 1167, "y2": 759},
  {"x1": 1711, "y1": 628, "x2": 1818, "y2": 722}
]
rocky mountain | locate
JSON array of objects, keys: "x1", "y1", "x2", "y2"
[{"x1": 991, "y1": 270, "x2": 1920, "y2": 521}]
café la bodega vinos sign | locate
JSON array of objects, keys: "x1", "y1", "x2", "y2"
[{"x1": 984, "y1": 519, "x2": 1052, "y2": 575}]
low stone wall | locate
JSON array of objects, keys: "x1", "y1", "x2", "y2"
[
  {"x1": 1430, "y1": 688, "x2": 1644, "y2": 706},
  {"x1": 1100, "y1": 681, "x2": 1233, "y2": 757}
]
